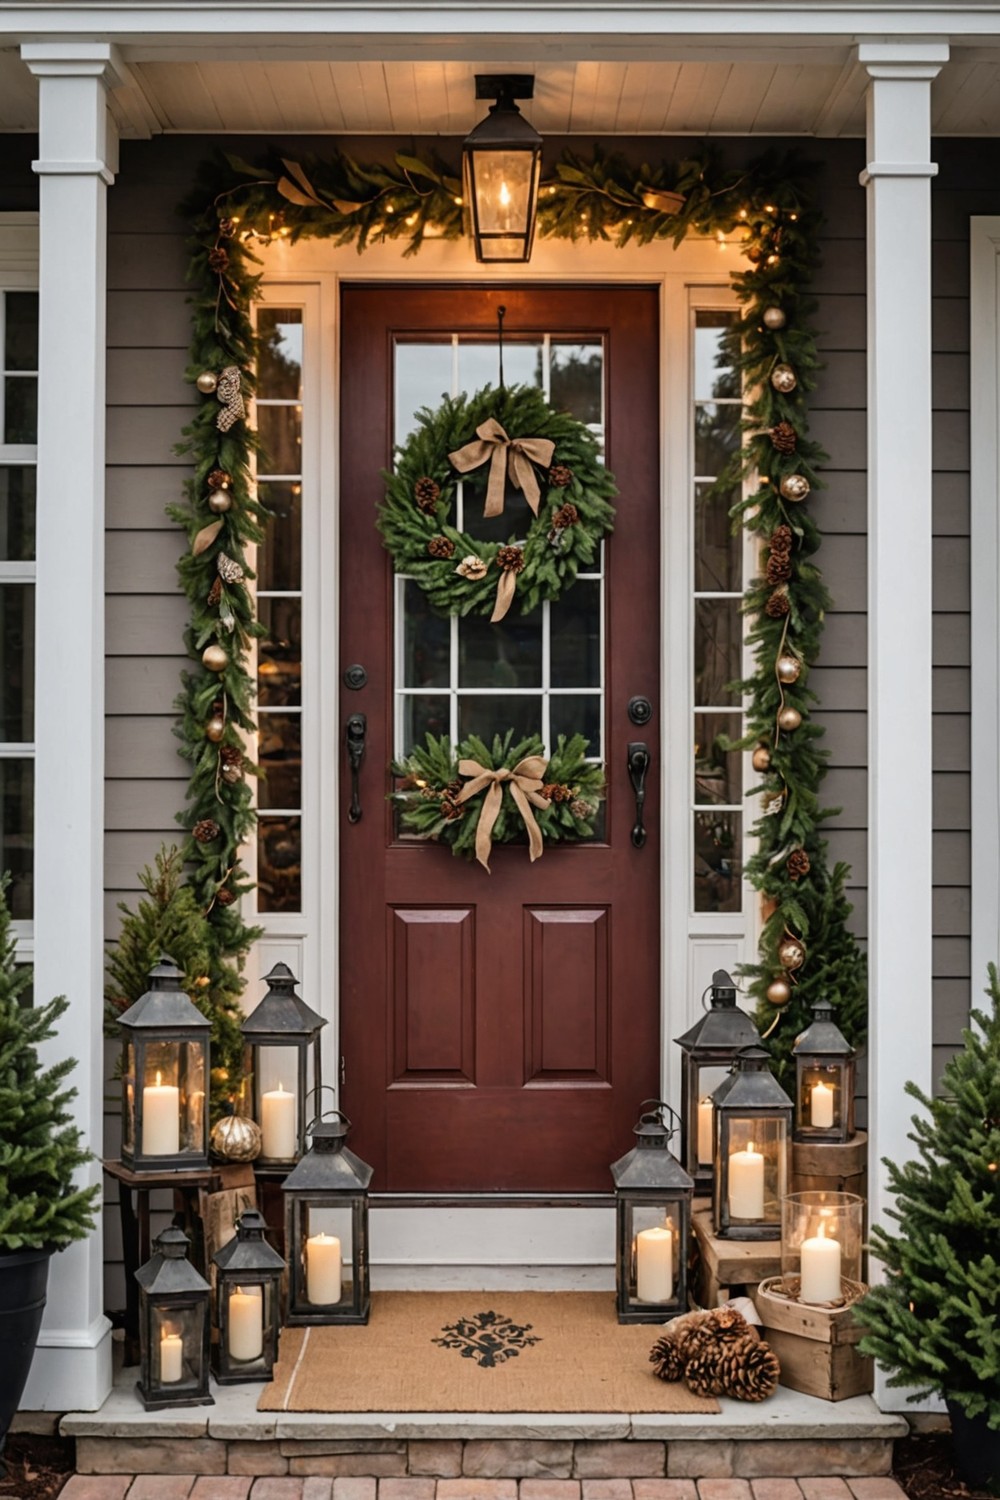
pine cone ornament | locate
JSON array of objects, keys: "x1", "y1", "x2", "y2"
[
  {"x1": 496, "y1": 545, "x2": 526, "y2": 575},
  {"x1": 208, "y1": 247, "x2": 230, "y2": 273},
  {"x1": 713, "y1": 1333, "x2": 781, "y2": 1403},
  {"x1": 217, "y1": 551, "x2": 245, "y2": 584},
  {"x1": 428, "y1": 535, "x2": 456, "y2": 560},
  {"x1": 193, "y1": 818, "x2": 221, "y2": 843},
  {"x1": 770, "y1": 524, "x2": 793, "y2": 556},
  {"x1": 548, "y1": 463, "x2": 574, "y2": 488},
  {"x1": 440, "y1": 797, "x2": 463, "y2": 821},
  {"x1": 207, "y1": 576, "x2": 223, "y2": 607},
  {"x1": 220, "y1": 744, "x2": 242, "y2": 768},
  {"x1": 207, "y1": 468, "x2": 232, "y2": 491},
  {"x1": 414, "y1": 476, "x2": 441, "y2": 513},
  {"x1": 552, "y1": 502, "x2": 580, "y2": 529},
  {"x1": 542, "y1": 782, "x2": 573, "y2": 803},
  {"x1": 216, "y1": 887, "x2": 236, "y2": 906},
  {"x1": 456, "y1": 554, "x2": 488, "y2": 581},
  {"x1": 787, "y1": 848, "x2": 811, "y2": 881},
  {"x1": 766, "y1": 552, "x2": 792, "y2": 585},
  {"x1": 770, "y1": 421, "x2": 797, "y2": 454},
  {"x1": 765, "y1": 587, "x2": 790, "y2": 618},
  {"x1": 570, "y1": 798, "x2": 593, "y2": 820}
]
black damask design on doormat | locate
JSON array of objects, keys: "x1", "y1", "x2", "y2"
[{"x1": 432, "y1": 1309, "x2": 542, "y2": 1368}]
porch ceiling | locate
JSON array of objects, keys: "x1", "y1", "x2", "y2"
[{"x1": 3, "y1": 46, "x2": 1000, "y2": 139}]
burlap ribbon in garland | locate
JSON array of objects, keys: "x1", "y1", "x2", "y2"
[
  {"x1": 455, "y1": 755, "x2": 550, "y2": 871},
  {"x1": 448, "y1": 418, "x2": 556, "y2": 519}
]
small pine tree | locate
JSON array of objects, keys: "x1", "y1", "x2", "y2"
[
  {"x1": 0, "y1": 878, "x2": 101, "y2": 1250},
  {"x1": 855, "y1": 965, "x2": 1000, "y2": 1429},
  {"x1": 105, "y1": 846, "x2": 248, "y2": 1118}
]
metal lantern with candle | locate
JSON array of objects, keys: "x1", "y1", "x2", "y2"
[
  {"x1": 135, "y1": 1226, "x2": 214, "y2": 1409},
  {"x1": 781, "y1": 1190, "x2": 865, "y2": 1304},
  {"x1": 119, "y1": 957, "x2": 211, "y2": 1173},
  {"x1": 791, "y1": 998, "x2": 857, "y2": 1144},
  {"x1": 675, "y1": 969, "x2": 761, "y2": 1191},
  {"x1": 610, "y1": 1101, "x2": 694, "y2": 1324},
  {"x1": 712, "y1": 1045, "x2": 793, "y2": 1240},
  {"x1": 241, "y1": 962, "x2": 326, "y2": 1169},
  {"x1": 212, "y1": 1208, "x2": 285, "y2": 1384},
  {"x1": 462, "y1": 75, "x2": 543, "y2": 263},
  {"x1": 282, "y1": 1108, "x2": 373, "y2": 1325}
]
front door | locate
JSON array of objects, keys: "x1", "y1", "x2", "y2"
[{"x1": 339, "y1": 284, "x2": 660, "y2": 1192}]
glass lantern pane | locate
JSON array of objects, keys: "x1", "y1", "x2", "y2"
[
  {"x1": 722, "y1": 1115, "x2": 786, "y2": 1225},
  {"x1": 469, "y1": 149, "x2": 533, "y2": 234},
  {"x1": 627, "y1": 1203, "x2": 683, "y2": 1306},
  {"x1": 695, "y1": 1065, "x2": 733, "y2": 1167},
  {"x1": 123, "y1": 1041, "x2": 136, "y2": 1156},
  {"x1": 799, "y1": 1064, "x2": 844, "y2": 1131},
  {"x1": 180, "y1": 1041, "x2": 207, "y2": 1153},
  {"x1": 152, "y1": 1303, "x2": 206, "y2": 1393}
]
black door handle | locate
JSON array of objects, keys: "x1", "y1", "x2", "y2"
[
  {"x1": 346, "y1": 713, "x2": 367, "y2": 823},
  {"x1": 627, "y1": 741, "x2": 650, "y2": 849}
]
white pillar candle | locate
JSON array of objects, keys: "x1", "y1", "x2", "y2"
[
  {"x1": 728, "y1": 1140, "x2": 765, "y2": 1220},
  {"x1": 800, "y1": 1219, "x2": 842, "y2": 1303},
  {"x1": 261, "y1": 1081, "x2": 297, "y2": 1159},
  {"x1": 160, "y1": 1331, "x2": 183, "y2": 1383},
  {"x1": 142, "y1": 1071, "x2": 180, "y2": 1156},
  {"x1": 228, "y1": 1285, "x2": 264, "y2": 1362},
  {"x1": 306, "y1": 1232, "x2": 343, "y2": 1305},
  {"x1": 697, "y1": 1097, "x2": 714, "y2": 1165},
  {"x1": 810, "y1": 1080, "x2": 835, "y2": 1129},
  {"x1": 635, "y1": 1223, "x2": 674, "y2": 1303}
]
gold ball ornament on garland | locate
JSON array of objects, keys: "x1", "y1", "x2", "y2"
[
  {"x1": 770, "y1": 363, "x2": 797, "y2": 394},
  {"x1": 751, "y1": 745, "x2": 772, "y2": 772},
  {"x1": 780, "y1": 473, "x2": 811, "y2": 503},
  {"x1": 775, "y1": 654, "x2": 802, "y2": 685},
  {"x1": 778, "y1": 937, "x2": 806, "y2": 971},
  {"x1": 208, "y1": 489, "x2": 232, "y2": 514},
  {"x1": 196, "y1": 370, "x2": 219, "y2": 394},
  {"x1": 763, "y1": 306, "x2": 787, "y2": 330},
  {"x1": 202, "y1": 643, "x2": 229, "y2": 672},
  {"x1": 210, "y1": 1114, "x2": 262, "y2": 1163},
  {"x1": 205, "y1": 713, "x2": 226, "y2": 742},
  {"x1": 766, "y1": 976, "x2": 793, "y2": 1006},
  {"x1": 777, "y1": 705, "x2": 803, "y2": 731}
]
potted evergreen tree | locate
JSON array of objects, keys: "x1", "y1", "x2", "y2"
[
  {"x1": 0, "y1": 878, "x2": 100, "y2": 1455},
  {"x1": 855, "y1": 965, "x2": 1000, "y2": 1492}
]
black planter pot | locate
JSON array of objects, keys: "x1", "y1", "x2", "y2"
[
  {"x1": 947, "y1": 1399, "x2": 1000, "y2": 1490},
  {"x1": 0, "y1": 1247, "x2": 52, "y2": 1455}
]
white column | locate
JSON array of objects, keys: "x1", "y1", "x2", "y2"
[
  {"x1": 860, "y1": 40, "x2": 947, "y2": 1411},
  {"x1": 18, "y1": 41, "x2": 121, "y2": 1413}
]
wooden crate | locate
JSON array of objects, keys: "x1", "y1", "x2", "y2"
[
  {"x1": 691, "y1": 1206, "x2": 782, "y2": 1307},
  {"x1": 753, "y1": 1276, "x2": 874, "y2": 1401},
  {"x1": 791, "y1": 1131, "x2": 867, "y2": 1199}
]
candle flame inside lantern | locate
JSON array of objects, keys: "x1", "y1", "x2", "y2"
[{"x1": 156, "y1": 1070, "x2": 162, "y2": 1087}]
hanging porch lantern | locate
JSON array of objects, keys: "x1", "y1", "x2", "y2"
[
  {"x1": 463, "y1": 75, "x2": 543, "y2": 264},
  {"x1": 610, "y1": 1101, "x2": 693, "y2": 1324},
  {"x1": 135, "y1": 1226, "x2": 213, "y2": 1409},
  {"x1": 792, "y1": 998, "x2": 857, "y2": 1144},
  {"x1": 282, "y1": 1110, "x2": 373, "y2": 1325},
  {"x1": 712, "y1": 1046, "x2": 793, "y2": 1241},
  {"x1": 119, "y1": 957, "x2": 211, "y2": 1173},
  {"x1": 212, "y1": 1209, "x2": 285, "y2": 1384},
  {"x1": 241, "y1": 962, "x2": 326, "y2": 1168},
  {"x1": 674, "y1": 969, "x2": 760, "y2": 1192}
]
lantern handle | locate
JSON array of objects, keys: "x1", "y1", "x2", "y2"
[
  {"x1": 637, "y1": 1099, "x2": 682, "y2": 1140},
  {"x1": 699, "y1": 973, "x2": 748, "y2": 1012},
  {"x1": 304, "y1": 1084, "x2": 351, "y2": 1136}
]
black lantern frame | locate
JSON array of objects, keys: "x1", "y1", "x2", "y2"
[
  {"x1": 610, "y1": 1101, "x2": 693, "y2": 1324},
  {"x1": 119, "y1": 957, "x2": 211, "y2": 1173},
  {"x1": 712, "y1": 1045, "x2": 793, "y2": 1241},
  {"x1": 135, "y1": 1226, "x2": 214, "y2": 1409},
  {"x1": 792, "y1": 998, "x2": 857, "y2": 1144},
  {"x1": 674, "y1": 969, "x2": 760, "y2": 1191},
  {"x1": 212, "y1": 1209, "x2": 285, "y2": 1384},
  {"x1": 282, "y1": 1109, "x2": 373, "y2": 1325},
  {"x1": 462, "y1": 75, "x2": 543, "y2": 264},
  {"x1": 241, "y1": 962, "x2": 326, "y2": 1169}
]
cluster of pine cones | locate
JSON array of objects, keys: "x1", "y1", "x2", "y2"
[{"x1": 649, "y1": 1304, "x2": 780, "y2": 1402}]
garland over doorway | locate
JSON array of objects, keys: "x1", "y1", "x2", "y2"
[{"x1": 171, "y1": 142, "x2": 867, "y2": 1080}]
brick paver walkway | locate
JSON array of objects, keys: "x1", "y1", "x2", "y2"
[{"x1": 59, "y1": 1476, "x2": 909, "y2": 1500}]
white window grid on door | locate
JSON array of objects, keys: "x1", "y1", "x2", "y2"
[{"x1": 393, "y1": 332, "x2": 605, "y2": 764}]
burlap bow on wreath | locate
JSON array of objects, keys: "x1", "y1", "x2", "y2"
[
  {"x1": 455, "y1": 754, "x2": 550, "y2": 872},
  {"x1": 448, "y1": 418, "x2": 556, "y2": 519}
]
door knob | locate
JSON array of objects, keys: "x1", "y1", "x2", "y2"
[
  {"x1": 627, "y1": 741, "x2": 650, "y2": 849},
  {"x1": 345, "y1": 713, "x2": 367, "y2": 824}
]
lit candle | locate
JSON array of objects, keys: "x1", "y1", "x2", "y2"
[
  {"x1": 228, "y1": 1285, "x2": 264, "y2": 1362},
  {"x1": 810, "y1": 1080, "x2": 835, "y2": 1129},
  {"x1": 697, "y1": 1097, "x2": 714, "y2": 1166},
  {"x1": 306, "y1": 1232, "x2": 342, "y2": 1305},
  {"x1": 635, "y1": 1222, "x2": 674, "y2": 1303},
  {"x1": 800, "y1": 1218, "x2": 842, "y2": 1303},
  {"x1": 160, "y1": 1330, "x2": 183, "y2": 1383},
  {"x1": 261, "y1": 1082, "x2": 297, "y2": 1159},
  {"x1": 728, "y1": 1139, "x2": 765, "y2": 1220},
  {"x1": 142, "y1": 1070, "x2": 180, "y2": 1156}
]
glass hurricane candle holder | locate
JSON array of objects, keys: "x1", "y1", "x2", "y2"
[{"x1": 781, "y1": 1190, "x2": 865, "y2": 1305}]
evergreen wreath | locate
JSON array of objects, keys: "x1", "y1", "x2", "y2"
[{"x1": 378, "y1": 384, "x2": 616, "y2": 619}]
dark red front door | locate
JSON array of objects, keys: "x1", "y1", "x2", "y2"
[{"x1": 339, "y1": 284, "x2": 660, "y2": 1192}]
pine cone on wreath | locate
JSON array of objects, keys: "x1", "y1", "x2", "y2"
[
  {"x1": 766, "y1": 553, "x2": 792, "y2": 585},
  {"x1": 765, "y1": 587, "x2": 791, "y2": 618},
  {"x1": 770, "y1": 524, "x2": 793, "y2": 556},
  {"x1": 496, "y1": 545, "x2": 526, "y2": 575},
  {"x1": 770, "y1": 421, "x2": 797, "y2": 454},
  {"x1": 414, "y1": 476, "x2": 441, "y2": 513},
  {"x1": 193, "y1": 818, "x2": 221, "y2": 843},
  {"x1": 549, "y1": 463, "x2": 574, "y2": 488},
  {"x1": 787, "y1": 848, "x2": 811, "y2": 881},
  {"x1": 552, "y1": 502, "x2": 580, "y2": 529},
  {"x1": 440, "y1": 797, "x2": 463, "y2": 821},
  {"x1": 542, "y1": 782, "x2": 573, "y2": 803},
  {"x1": 428, "y1": 535, "x2": 456, "y2": 560}
]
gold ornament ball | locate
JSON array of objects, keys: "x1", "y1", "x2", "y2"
[
  {"x1": 777, "y1": 705, "x2": 802, "y2": 731},
  {"x1": 763, "y1": 306, "x2": 787, "y2": 330},
  {"x1": 751, "y1": 745, "x2": 771, "y2": 772},
  {"x1": 780, "y1": 473, "x2": 811, "y2": 503},
  {"x1": 771, "y1": 363, "x2": 797, "y2": 393},
  {"x1": 210, "y1": 1114, "x2": 262, "y2": 1163},
  {"x1": 776, "y1": 654, "x2": 802, "y2": 685},
  {"x1": 767, "y1": 976, "x2": 793, "y2": 1006},
  {"x1": 202, "y1": 644, "x2": 228, "y2": 673},
  {"x1": 205, "y1": 713, "x2": 226, "y2": 742},
  {"x1": 208, "y1": 489, "x2": 232, "y2": 514},
  {"x1": 196, "y1": 370, "x2": 219, "y2": 394},
  {"x1": 778, "y1": 938, "x2": 806, "y2": 971}
]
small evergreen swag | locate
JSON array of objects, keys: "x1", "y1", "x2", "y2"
[
  {"x1": 378, "y1": 384, "x2": 617, "y2": 618},
  {"x1": 391, "y1": 731, "x2": 604, "y2": 857},
  {"x1": 854, "y1": 964, "x2": 1000, "y2": 1431},
  {"x1": 0, "y1": 877, "x2": 100, "y2": 1251}
]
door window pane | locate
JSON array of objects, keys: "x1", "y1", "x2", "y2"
[
  {"x1": 457, "y1": 340, "x2": 542, "y2": 397},
  {"x1": 459, "y1": 608, "x2": 542, "y2": 689},
  {"x1": 257, "y1": 405, "x2": 302, "y2": 476},
  {"x1": 694, "y1": 484, "x2": 740, "y2": 593},
  {"x1": 458, "y1": 694, "x2": 541, "y2": 745},
  {"x1": 550, "y1": 342, "x2": 603, "y2": 424},
  {"x1": 694, "y1": 403, "x2": 741, "y2": 478},
  {"x1": 550, "y1": 693, "x2": 601, "y2": 748},
  {"x1": 257, "y1": 309, "x2": 302, "y2": 398},
  {"x1": 0, "y1": 467, "x2": 35, "y2": 561},
  {"x1": 403, "y1": 581, "x2": 450, "y2": 689},
  {"x1": 694, "y1": 810, "x2": 742, "y2": 913},
  {"x1": 258, "y1": 598, "x2": 301, "y2": 708},
  {"x1": 694, "y1": 314, "x2": 739, "y2": 400},
  {"x1": 258, "y1": 713, "x2": 301, "y2": 809},
  {"x1": 258, "y1": 816, "x2": 301, "y2": 913},
  {"x1": 694, "y1": 598, "x2": 742, "y2": 707},
  {"x1": 395, "y1": 343, "x2": 453, "y2": 443},
  {"x1": 4, "y1": 293, "x2": 38, "y2": 372},
  {"x1": 550, "y1": 582, "x2": 600, "y2": 687},
  {"x1": 256, "y1": 482, "x2": 302, "y2": 591},
  {"x1": 0, "y1": 583, "x2": 34, "y2": 740},
  {"x1": 694, "y1": 714, "x2": 742, "y2": 805}
]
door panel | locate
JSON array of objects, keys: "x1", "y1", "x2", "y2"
[{"x1": 339, "y1": 284, "x2": 660, "y2": 1193}]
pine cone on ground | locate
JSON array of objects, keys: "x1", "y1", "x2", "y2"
[
  {"x1": 496, "y1": 545, "x2": 526, "y2": 574},
  {"x1": 766, "y1": 552, "x2": 792, "y2": 585},
  {"x1": 770, "y1": 421, "x2": 797, "y2": 454},
  {"x1": 787, "y1": 848, "x2": 811, "y2": 881},
  {"x1": 765, "y1": 587, "x2": 790, "y2": 618},
  {"x1": 549, "y1": 463, "x2": 574, "y2": 488},
  {"x1": 769, "y1": 524, "x2": 793, "y2": 555},
  {"x1": 414, "y1": 476, "x2": 441, "y2": 513},
  {"x1": 711, "y1": 1333, "x2": 781, "y2": 1403},
  {"x1": 428, "y1": 535, "x2": 456, "y2": 560},
  {"x1": 649, "y1": 1309, "x2": 718, "y2": 1382},
  {"x1": 193, "y1": 819, "x2": 221, "y2": 843}
]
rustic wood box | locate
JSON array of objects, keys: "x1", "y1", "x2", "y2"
[
  {"x1": 752, "y1": 1276, "x2": 874, "y2": 1401},
  {"x1": 791, "y1": 1131, "x2": 867, "y2": 1199},
  {"x1": 691, "y1": 1205, "x2": 782, "y2": 1307}
]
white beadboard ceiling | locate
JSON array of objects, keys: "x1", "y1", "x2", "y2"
[{"x1": 3, "y1": 49, "x2": 1000, "y2": 138}]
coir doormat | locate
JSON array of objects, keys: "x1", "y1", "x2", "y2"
[{"x1": 259, "y1": 1291, "x2": 717, "y2": 1413}]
